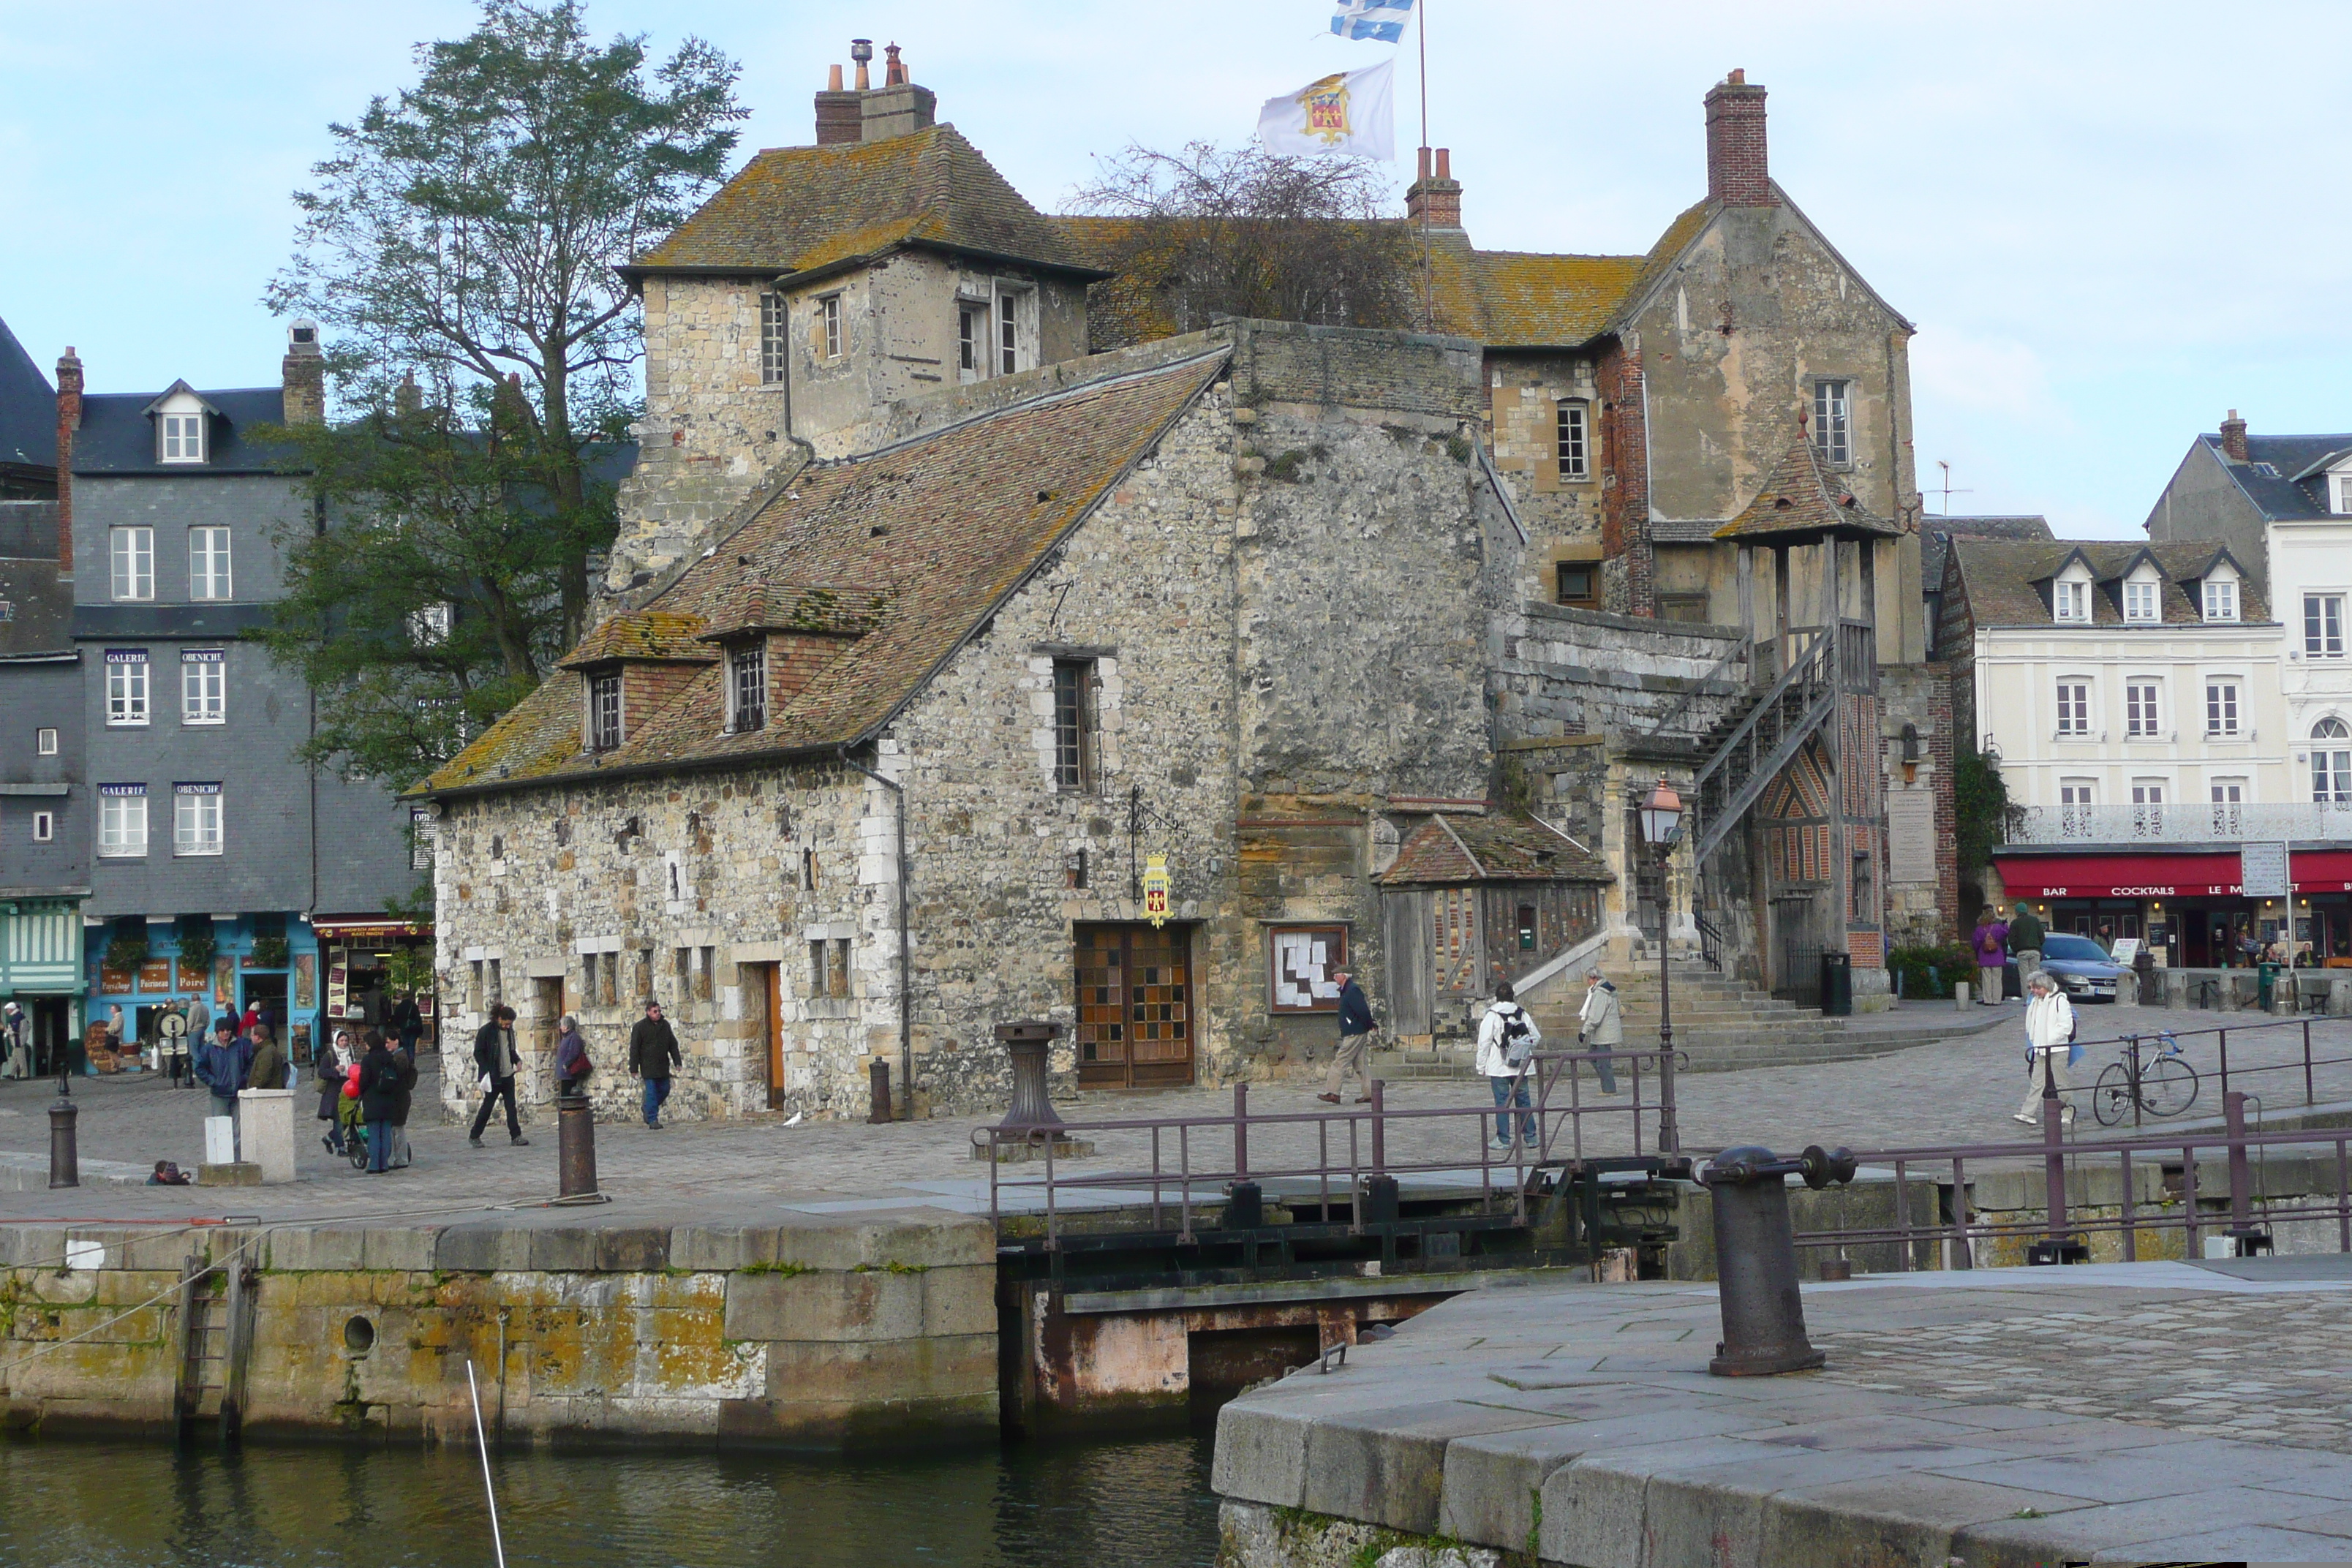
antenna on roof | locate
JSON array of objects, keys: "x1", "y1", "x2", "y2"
[{"x1": 1934, "y1": 460, "x2": 1974, "y2": 517}]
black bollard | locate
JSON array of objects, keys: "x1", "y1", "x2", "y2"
[
  {"x1": 1699, "y1": 1144, "x2": 1855, "y2": 1376},
  {"x1": 868, "y1": 1058, "x2": 893, "y2": 1125},
  {"x1": 1225, "y1": 1180, "x2": 1264, "y2": 1231},
  {"x1": 557, "y1": 1092, "x2": 598, "y2": 1199},
  {"x1": 48, "y1": 1068, "x2": 78, "y2": 1190}
]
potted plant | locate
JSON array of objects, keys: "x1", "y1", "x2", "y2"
[
  {"x1": 103, "y1": 932, "x2": 148, "y2": 973},
  {"x1": 249, "y1": 934, "x2": 292, "y2": 970},
  {"x1": 175, "y1": 919, "x2": 217, "y2": 976}
]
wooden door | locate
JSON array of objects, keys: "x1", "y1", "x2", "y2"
[
  {"x1": 761, "y1": 963, "x2": 790, "y2": 1109},
  {"x1": 1074, "y1": 924, "x2": 1194, "y2": 1089}
]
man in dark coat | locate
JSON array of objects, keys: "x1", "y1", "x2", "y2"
[
  {"x1": 467, "y1": 1004, "x2": 529, "y2": 1148},
  {"x1": 1317, "y1": 966, "x2": 1377, "y2": 1106},
  {"x1": 194, "y1": 1019, "x2": 254, "y2": 1158},
  {"x1": 391, "y1": 992, "x2": 425, "y2": 1055},
  {"x1": 627, "y1": 998, "x2": 682, "y2": 1128},
  {"x1": 356, "y1": 1030, "x2": 401, "y2": 1174}
]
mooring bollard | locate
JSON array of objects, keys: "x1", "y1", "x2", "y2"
[
  {"x1": 1699, "y1": 1143, "x2": 1855, "y2": 1376},
  {"x1": 992, "y1": 1021, "x2": 1065, "y2": 1131},
  {"x1": 557, "y1": 1091, "x2": 598, "y2": 1199},
  {"x1": 868, "y1": 1058, "x2": 894, "y2": 1125},
  {"x1": 48, "y1": 1068, "x2": 78, "y2": 1190}
]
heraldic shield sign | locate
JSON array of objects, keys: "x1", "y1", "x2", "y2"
[
  {"x1": 1142, "y1": 854, "x2": 1172, "y2": 928},
  {"x1": 1256, "y1": 57, "x2": 1395, "y2": 160}
]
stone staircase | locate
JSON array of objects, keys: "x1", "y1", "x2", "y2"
[{"x1": 1370, "y1": 958, "x2": 2004, "y2": 1080}]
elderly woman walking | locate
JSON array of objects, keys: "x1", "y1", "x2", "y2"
[{"x1": 2016, "y1": 970, "x2": 2078, "y2": 1127}]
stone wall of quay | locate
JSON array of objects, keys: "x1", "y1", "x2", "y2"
[{"x1": 0, "y1": 1212, "x2": 994, "y2": 1450}]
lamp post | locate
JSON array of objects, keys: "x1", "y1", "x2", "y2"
[{"x1": 1639, "y1": 777, "x2": 1684, "y2": 1154}]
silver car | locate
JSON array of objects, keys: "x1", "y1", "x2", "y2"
[{"x1": 2037, "y1": 932, "x2": 2127, "y2": 1003}]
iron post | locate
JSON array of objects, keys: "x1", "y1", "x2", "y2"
[
  {"x1": 1699, "y1": 1143, "x2": 1855, "y2": 1376},
  {"x1": 990, "y1": 1021, "x2": 1064, "y2": 1134},
  {"x1": 556, "y1": 1091, "x2": 598, "y2": 1199},
  {"x1": 48, "y1": 1062, "x2": 77, "y2": 1190},
  {"x1": 1656, "y1": 841, "x2": 1681, "y2": 1155}
]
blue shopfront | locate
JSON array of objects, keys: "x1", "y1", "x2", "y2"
[{"x1": 86, "y1": 913, "x2": 322, "y2": 1064}]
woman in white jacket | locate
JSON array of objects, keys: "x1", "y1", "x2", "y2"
[
  {"x1": 1476, "y1": 982, "x2": 1542, "y2": 1148},
  {"x1": 2016, "y1": 970, "x2": 2077, "y2": 1126}
]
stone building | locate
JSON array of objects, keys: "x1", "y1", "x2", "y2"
[{"x1": 422, "y1": 50, "x2": 1961, "y2": 1120}]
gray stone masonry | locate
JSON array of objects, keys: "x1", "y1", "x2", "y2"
[{"x1": 1213, "y1": 1258, "x2": 2352, "y2": 1566}]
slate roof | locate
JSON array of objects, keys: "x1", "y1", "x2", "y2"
[
  {"x1": 2198, "y1": 432, "x2": 2352, "y2": 522},
  {"x1": 422, "y1": 349, "x2": 1228, "y2": 796},
  {"x1": 1382, "y1": 812, "x2": 1611, "y2": 885},
  {"x1": 0, "y1": 317, "x2": 53, "y2": 474},
  {"x1": 0, "y1": 502, "x2": 69, "y2": 655},
  {"x1": 1947, "y1": 539, "x2": 2273, "y2": 627},
  {"x1": 72, "y1": 387, "x2": 293, "y2": 476},
  {"x1": 1713, "y1": 429, "x2": 1900, "y2": 542},
  {"x1": 632, "y1": 124, "x2": 1103, "y2": 283},
  {"x1": 1922, "y1": 515, "x2": 2051, "y2": 595}
]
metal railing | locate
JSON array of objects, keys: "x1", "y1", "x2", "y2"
[
  {"x1": 1638, "y1": 636, "x2": 1755, "y2": 745},
  {"x1": 1689, "y1": 626, "x2": 1839, "y2": 864},
  {"x1": 1785, "y1": 1017, "x2": 2352, "y2": 1270},
  {"x1": 984, "y1": 1047, "x2": 1684, "y2": 1247},
  {"x1": 2007, "y1": 801, "x2": 2352, "y2": 845}
]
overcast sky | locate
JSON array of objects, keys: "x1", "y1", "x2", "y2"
[{"x1": 1, "y1": 0, "x2": 2344, "y2": 538}]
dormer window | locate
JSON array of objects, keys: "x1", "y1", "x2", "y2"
[
  {"x1": 2054, "y1": 579, "x2": 2089, "y2": 622},
  {"x1": 157, "y1": 391, "x2": 208, "y2": 464},
  {"x1": 2123, "y1": 578, "x2": 2158, "y2": 623},
  {"x1": 2336, "y1": 474, "x2": 2352, "y2": 515},
  {"x1": 2204, "y1": 577, "x2": 2239, "y2": 622},
  {"x1": 728, "y1": 644, "x2": 767, "y2": 734},
  {"x1": 588, "y1": 671, "x2": 622, "y2": 751}
]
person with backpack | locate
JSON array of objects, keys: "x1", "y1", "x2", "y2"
[
  {"x1": 2016, "y1": 970, "x2": 2079, "y2": 1128},
  {"x1": 1576, "y1": 968, "x2": 1624, "y2": 1094},
  {"x1": 1475, "y1": 981, "x2": 1542, "y2": 1149},
  {"x1": 554, "y1": 1014, "x2": 592, "y2": 1098}
]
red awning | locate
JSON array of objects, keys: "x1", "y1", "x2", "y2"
[
  {"x1": 2288, "y1": 850, "x2": 2352, "y2": 894},
  {"x1": 1992, "y1": 853, "x2": 2243, "y2": 900}
]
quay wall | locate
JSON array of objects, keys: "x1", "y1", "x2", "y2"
[{"x1": 0, "y1": 1210, "x2": 995, "y2": 1450}]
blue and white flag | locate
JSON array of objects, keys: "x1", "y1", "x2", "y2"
[{"x1": 1331, "y1": 0, "x2": 1414, "y2": 43}]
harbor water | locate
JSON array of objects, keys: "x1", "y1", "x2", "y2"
[{"x1": 0, "y1": 1433, "x2": 1221, "y2": 1567}]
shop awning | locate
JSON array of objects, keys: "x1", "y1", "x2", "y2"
[
  {"x1": 1992, "y1": 853, "x2": 2243, "y2": 899},
  {"x1": 312, "y1": 919, "x2": 429, "y2": 940},
  {"x1": 2287, "y1": 850, "x2": 2352, "y2": 893}
]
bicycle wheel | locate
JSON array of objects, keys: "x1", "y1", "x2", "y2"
[
  {"x1": 2092, "y1": 1062, "x2": 2132, "y2": 1127},
  {"x1": 2143, "y1": 1054, "x2": 2198, "y2": 1117}
]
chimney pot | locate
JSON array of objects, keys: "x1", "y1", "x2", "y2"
[
  {"x1": 2220, "y1": 410, "x2": 2250, "y2": 463},
  {"x1": 1703, "y1": 69, "x2": 1773, "y2": 207},
  {"x1": 885, "y1": 42, "x2": 905, "y2": 87},
  {"x1": 851, "y1": 37, "x2": 872, "y2": 91},
  {"x1": 1417, "y1": 146, "x2": 1431, "y2": 181},
  {"x1": 1405, "y1": 147, "x2": 1463, "y2": 230},
  {"x1": 828, "y1": 63, "x2": 843, "y2": 91}
]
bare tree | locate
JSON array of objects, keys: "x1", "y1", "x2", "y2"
[{"x1": 1069, "y1": 143, "x2": 1415, "y2": 350}]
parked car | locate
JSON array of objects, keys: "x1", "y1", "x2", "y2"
[{"x1": 2035, "y1": 932, "x2": 2126, "y2": 1003}]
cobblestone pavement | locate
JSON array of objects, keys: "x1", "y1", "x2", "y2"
[
  {"x1": 1820, "y1": 1284, "x2": 2352, "y2": 1454},
  {"x1": 0, "y1": 1003, "x2": 2344, "y2": 1224}
]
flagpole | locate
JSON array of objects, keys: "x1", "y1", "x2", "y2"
[{"x1": 1417, "y1": 0, "x2": 1432, "y2": 331}]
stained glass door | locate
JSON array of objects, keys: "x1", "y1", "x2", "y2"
[{"x1": 1074, "y1": 924, "x2": 1194, "y2": 1088}]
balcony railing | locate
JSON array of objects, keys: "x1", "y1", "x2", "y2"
[{"x1": 2008, "y1": 802, "x2": 2352, "y2": 845}]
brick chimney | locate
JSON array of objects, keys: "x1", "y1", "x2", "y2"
[
  {"x1": 860, "y1": 44, "x2": 935, "y2": 142},
  {"x1": 282, "y1": 320, "x2": 325, "y2": 425},
  {"x1": 1405, "y1": 146, "x2": 1463, "y2": 229},
  {"x1": 2220, "y1": 408, "x2": 2249, "y2": 462},
  {"x1": 1704, "y1": 69, "x2": 1773, "y2": 207},
  {"x1": 815, "y1": 59, "x2": 860, "y2": 146},
  {"x1": 53, "y1": 347, "x2": 80, "y2": 576}
]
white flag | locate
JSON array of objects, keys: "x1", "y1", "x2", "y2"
[
  {"x1": 1256, "y1": 59, "x2": 1395, "y2": 162},
  {"x1": 1331, "y1": 0, "x2": 1414, "y2": 42}
]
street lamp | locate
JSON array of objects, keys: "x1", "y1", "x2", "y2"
[{"x1": 1639, "y1": 777, "x2": 1684, "y2": 1154}]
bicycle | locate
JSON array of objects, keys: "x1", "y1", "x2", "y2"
[{"x1": 2092, "y1": 1030, "x2": 2199, "y2": 1126}]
